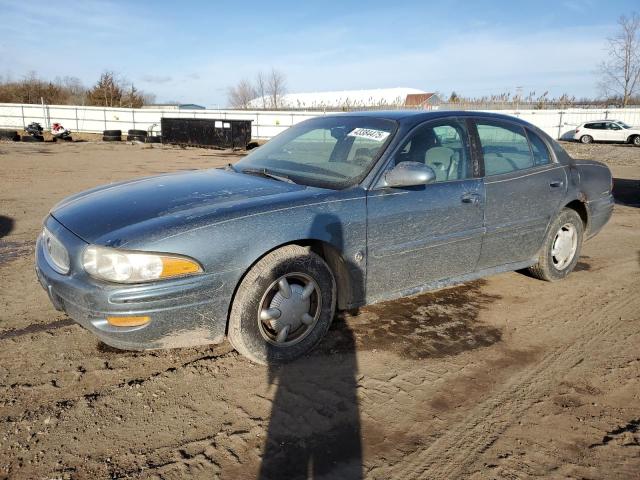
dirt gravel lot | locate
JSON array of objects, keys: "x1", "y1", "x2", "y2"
[{"x1": 0, "y1": 140, "x2": 638, "y2": 479}]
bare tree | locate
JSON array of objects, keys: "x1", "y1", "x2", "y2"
[
  {"x1": 267, "y1": 68, "x2": 286, "y2": 109},
  {"x1": 255, "y1": 72, "x2": 267, "y2": 109},
  {"x1": 599, "y1": 12, "x2": 640, "y2": 106},
  {"x1": 87, "y1": 71, "x2": 150, "y2": 108},
  {"x1": 227, "y1": 78, "x2": 257, "y2": 109}
]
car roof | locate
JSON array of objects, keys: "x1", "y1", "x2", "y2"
[
  {"x1": 332, "y1": 110, "x2": 537, "y2": 129},
  {"x1": 581, "y1": 120, "x2": 613, "y2": 124}
]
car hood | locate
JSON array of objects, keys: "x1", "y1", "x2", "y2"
[{"x1": 51, "y1": 168, "x2": 320, "y2": 246}]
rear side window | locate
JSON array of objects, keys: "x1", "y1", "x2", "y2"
[
  {"x1": 585, "y1": 122, "x2": 605, "y2": 130},
  {"x1": 526, "y1": 130, "x2": 551, "y2": 166},
  {"x1": 476, "y1": 121, "x2": 533, "y2": 176}
]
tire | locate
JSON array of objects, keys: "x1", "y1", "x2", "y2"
[
  {"x1": 127, "y1": 135, "x2": 146, "y2": 142},
  {"x1": 0, "y1": 129, "x2": 19, "y2": 141},
  {"x1": 580, "y1": 135, "x2": 593, "y2": 144},
  {"x1": 103, "y1": 130, "x2": 121, "y2": 137},
  {"x1": 127, "y1": 129, "x2": 147, "y2": 137},
  {"x1": 246, "y1": 141, "x2": 260, "y2": 150},
  {"x1": 228, "y1": 245, "x2": 336, "y2": 365},
  {"x1": 630, "y1": 135, "x2": 640, "y2": 147},
  {"x1": 103, "y1": 135, "x2": 121, "y2": 142},
  {"x1": 528, "y1": 208, "x2": 584, "y2": 282},
  {"x1": 21, "y1": 135, "x2": 44, "y2": 142},
  {"x1": 146, "y1": 135, "x2": 161, "y2": 143}
]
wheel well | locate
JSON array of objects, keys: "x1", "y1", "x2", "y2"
[
  {"x1": 565, "y1": 200, "x2": 588, "y2": 228},
  {"x1": 627, "y1": 134, "x2": 639, "y2": 143},
  {"x1": 296, "y1": 239, "x2": 357, "y2": 311}
]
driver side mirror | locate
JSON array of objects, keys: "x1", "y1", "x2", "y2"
[{"x1": 384, "y1": 161, "x2": 436, "y2": 188}]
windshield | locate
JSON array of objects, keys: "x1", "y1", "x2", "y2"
[
  {"x1": 235, "y1": 116, "x2": 397, "y2": 189},
  {"x1": 617, "y1": 121, "x2": 631, "y2": 129}
]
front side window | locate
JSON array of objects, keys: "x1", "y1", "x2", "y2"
[
  {"x1": 235, "y1": 116, "x2": 397, "y2": 189},
  {"x1": 607, "y1": 122, "x2": 621, "y2": 130},
  {"x1": 476, "y1": 121, "x2": 534, "y2": 176},
  {"x1": 394, "y1": 119, "x2": 472, "y2": 182}
]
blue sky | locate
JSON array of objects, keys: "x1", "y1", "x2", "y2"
[{"x1": 0, "y1": 0, "x2": 636, "y2": 106}]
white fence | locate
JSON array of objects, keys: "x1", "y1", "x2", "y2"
[{"x1": 1, "y1": 102, "x2": 640, "y2": 141}]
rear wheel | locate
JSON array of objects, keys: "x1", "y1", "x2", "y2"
[
  {"x1": 528, "y1": 208, "x2": 584, "y2": 281},
  {"x1": 228, "y1": 245, "x2": 336, "y2": 365},
  {"x1": 580, "y1": 135, "x2": 593, "y2": 144},
  {"x1": 630, "y1": 135, "x2": 640, "y2": 147}
]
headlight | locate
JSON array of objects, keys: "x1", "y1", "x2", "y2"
[
  {"x1": 42, "y1": 227, "x2": 70, "y2": 274},
  {"x1": 82, "y1": 245, "x2": 202, "y2": 283}
]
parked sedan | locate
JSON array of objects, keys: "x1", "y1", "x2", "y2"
[
  {"x1": 573, "y1": 119, "x2": 640, "y2": 145},
  {"x1": 36, "y1": 111, "x2": 614, "y2": 364}
]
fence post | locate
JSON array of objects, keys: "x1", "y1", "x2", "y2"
[
  {"x1": 103, "y1": 109, "x2": 107, "y2": 131},
  {"x1": 21, "y1": 105, "x2": 25, "y2": 129},
  {"x1": 75, "y1": 107, "x2": 79, "y2": 131},
  {"x1": 604, "y1": 110, "x2": 609, "y2": 119},
  {"x1": 557, "y1": 111, "x2": 564, "y2": 140},
  {"x1": 132, "y1": 108, "x2": 136, "y2": 130},
  {"x1": 256, "y1": 112, "x2": 260, "y2": 139}
]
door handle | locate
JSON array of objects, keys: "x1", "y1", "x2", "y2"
[
  {"x1": 549, "y1": 180, "x2": 564, "y2": 188},
  {"x1": 461, "y1": 193, "x2": 480, "y2": 205}
]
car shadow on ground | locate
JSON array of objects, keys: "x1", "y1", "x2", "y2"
[{"x1": 612, "y1": 178, "x2": 640, "y2": 207}]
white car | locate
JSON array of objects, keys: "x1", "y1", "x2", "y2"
[{"x1": 573, "y1": 120, "x2": 640, "y2": 146}]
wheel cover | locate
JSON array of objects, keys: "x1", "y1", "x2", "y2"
[
  {"x1": 257, "y1": 272, "x2": 321, "y2": 347},
  {"x1": 551, "y1": 223, "x2": 578, "y2": 270}
]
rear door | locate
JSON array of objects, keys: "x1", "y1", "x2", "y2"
[
  {"x1": 473, "y1": 119, "x2": 568, "y2": 269},
  {"x1": 588, "y1": 122, "x2": 608, "y2": 141},
  {"x1": 366, "y1": 117, "x2": 485, "y2": 300}
]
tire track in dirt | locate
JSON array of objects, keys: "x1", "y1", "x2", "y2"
[{"x1": 391, "y1": 293, "x2": 638, "y2": 479}]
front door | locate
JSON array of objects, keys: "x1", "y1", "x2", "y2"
[
  {"x1": 474, "y1": 119, "x2": 568, "y2": 269},
  {"x1": 366, "y1": 118, "x2": 485, "y2": 302},
  {"x1": 606, "y1": 122, "x2": 627, "y2": 142}
]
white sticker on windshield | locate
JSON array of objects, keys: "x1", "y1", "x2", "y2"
[{"x1": 347, "y1": 128, "x2": 390, "y2": 142}]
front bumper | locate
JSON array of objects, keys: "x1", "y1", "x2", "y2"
[{"x1": 35, "y1": 216, "x2": 239, "y2": 350}]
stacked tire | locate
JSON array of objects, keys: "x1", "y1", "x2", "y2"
[
  {"x1": 146, "y1": 135, "x2": 161, "y2": 143},
  {"x1": 103, "y1": 130, "x2": 122, "y2": 142},
  {"x1": 127, "y1": 129, "x2": 147, "y2": 142},
  {"x1": 0, "y1": 130, "x2": 20, "y2": 142},
  {"x1": 21, "y1": 135, "x2": 44, "y2": 142}
]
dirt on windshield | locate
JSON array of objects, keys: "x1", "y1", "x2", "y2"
[{"x1": 0, "y1": 140, "x2": 639, "y2": 479}]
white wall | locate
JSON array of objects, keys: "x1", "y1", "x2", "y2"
[{"x1": 1, "y1": 102, "x2": 640, "y2": 141}]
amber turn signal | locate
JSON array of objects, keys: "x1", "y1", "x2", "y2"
[
  {"x1": 160, "y1": 257, "x2": 202, "y2": 278},
  {"x1": 107, "y1": 316, "x2": 151, "y2": 327}
]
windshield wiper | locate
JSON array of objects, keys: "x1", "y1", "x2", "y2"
[{"x1": 241, "y1": 167, "x2": 296, "y2": 184}]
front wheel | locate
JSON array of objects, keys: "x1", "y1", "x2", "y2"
[
  {"x1": 580, "y1": 135, "x2": 593, "y2": 144},
  {"x1": 528, "y1": 208, "x2": 584, "y2": 281},
  {"x1": 630, "y1": 135, "x2": 640, "y2": 147},
  {"x1": 228, "y1": 245, "x2": 336, "y2": 365}
]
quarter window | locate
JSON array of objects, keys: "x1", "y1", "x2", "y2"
[
  {"x1": 395, "y1": 119, "x2": 472, "y2": 182},
  {"x1": 476, "y1": 121, "x2": 533, "y2": 176},
  {"x1": 526, "y1": 130, "x2": 551, "y2": 166}
]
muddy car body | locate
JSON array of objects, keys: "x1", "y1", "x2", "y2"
[{"x1": 36, "y1": 111, "x2": 614, "y2": 364}]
